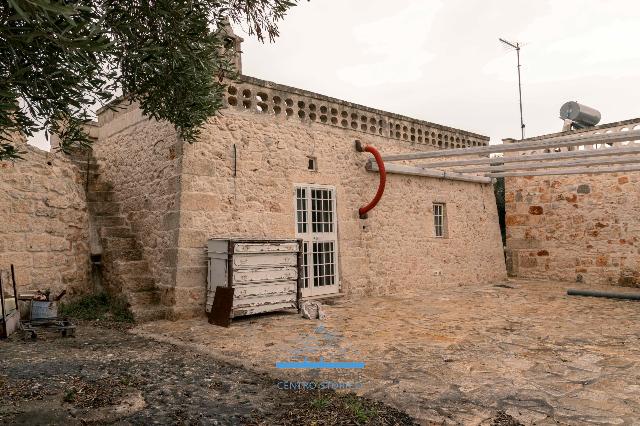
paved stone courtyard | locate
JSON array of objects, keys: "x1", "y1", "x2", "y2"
[{"x1": 135, "y1": 279, "x2": 640, "y2": 425}]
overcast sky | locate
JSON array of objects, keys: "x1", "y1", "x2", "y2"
[
  {"x1": 238, "y1": 0, "x2": 640, "y2": 144},
  {"x1": 28, "y1": 0, "x2": 640, "y2": 150}
]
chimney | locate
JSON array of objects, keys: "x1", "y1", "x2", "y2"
[{"x1": 219, "y1": 18, "x2": 244, "y2": 74}]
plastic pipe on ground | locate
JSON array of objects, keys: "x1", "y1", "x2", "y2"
[{"x1": 567, "y1": 289, "x2": 640, "y2": 301}]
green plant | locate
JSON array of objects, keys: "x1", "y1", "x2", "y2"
[
  {"x1": 344, "y1": 397, "x2": 376, "y2": 424},
  {"x1": 1, "y1": 0, "x2": 299, "y2": 160},
  {"x1": 59, "y1": 292, "x2": 134, "y2": 323},
  {"x1": 63, "y1": 388, "x2": 77, "y2": 403},
  {"x1": 311, "y1": 395, "x2": 331, "y2": 410}
]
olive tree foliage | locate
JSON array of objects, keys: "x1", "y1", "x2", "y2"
[{"x1": 0, "y1": 0, "x2": 298, "y2": 160}]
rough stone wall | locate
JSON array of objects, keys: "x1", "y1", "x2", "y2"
[
  {"x1": 506, "y1": 173, "x2": 640, "y2": 286},
  {"x1": 174, "y1": 108, "x2": 506, "y2": 314},
  {"x1": 92, "y1": 78, "x2": 503, "y2": 318},
  {"x1": 505, "y1": 119, "x2": 640, "y2": 286},
  {"x1": 92, "y1": 101, "x2": 183, "y2": 300},
  {"x1": 0, "y1": 145, "x2": 90, "y2": 296}
]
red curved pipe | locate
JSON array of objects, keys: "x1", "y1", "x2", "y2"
[{"x1": 358, "y1": 144, "x2": 386, "y2": 218}]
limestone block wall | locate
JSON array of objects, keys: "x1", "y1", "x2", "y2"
[
  {"x1": 0, "y1": 145, "x2": 90, "y2": 296},
  {"x1": 92, "y1": 101, "x2": 183, "y2": 299},
  {"x1": 91, "y1": 76, "x2": 504, "y2": 318},
  {"x1": 506, "y1": 119, "x2": 640, "y2": 286},
  {"x1": 174, "y1": 83, "x2": 505, "y2": 313}
]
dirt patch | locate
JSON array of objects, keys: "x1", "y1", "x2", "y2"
[
  {"x1": 247, "y1": 391, "x2": 416, "y2": 425},
  {"x1": 0, "y1": 324, "x2": 420, "y2": 425},
  {"x1": 491, "y1": 410, "x2": 523, "y2": 426}
]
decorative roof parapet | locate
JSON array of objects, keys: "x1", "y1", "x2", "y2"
[{"x1": 226, "y1": 75, "x2": 490, "y2": 149}]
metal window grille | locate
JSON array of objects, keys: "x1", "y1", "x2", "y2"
[
  {"x1": 311, "y1": 189, "x2": 334, "y2": 233},
  {"x1": 296, "y1": 187, "x2": 307, "y2": 234},
  {"x1": 433, "y1": 203, "x2": 445, "y2": 238},
  {"x1": 313, "y1": 241, "x2": 335, "y2": 287}
]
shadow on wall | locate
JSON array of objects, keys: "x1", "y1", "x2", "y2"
[{"x1": 493, "y1": 177, "x2": 506, "y2": 246}]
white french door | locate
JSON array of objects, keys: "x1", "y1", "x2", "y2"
[{"x1": 295, "y1": 185, "x2": 339, "y2": 297}]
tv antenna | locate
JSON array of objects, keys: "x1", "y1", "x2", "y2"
[{"x1": 499, "y1": 38, "x2": 525, "y2": 140}]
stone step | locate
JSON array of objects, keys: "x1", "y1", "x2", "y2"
[
  {"x1": 88, "y1": 201, "x2": 121, "y2": 216},
  {"x1": 113, "y1": 260, "x2": 150, "y2": 275},
  {"x1": 94, "y1": 215, "x2": 125, "y2": 227},
  {"x1": 71, "y1": 160, "x2": 99, "y2": 171},
  {"x1": 66, "y1": 152, "x2": 94, "y2": 163},
  {"x1": 99, "y1": 226, "x2": 132, "y2": 238},
  {"x1": 102, "y1": 236, "x2": 138, "y2": 252},
  {"x1": 127, "y1": 290, "x2": 161, "y2": 307},
  {"x1": 113, "y1": 250, "x2": 143, "y2": 261},
  {"x1": 132, "y1": 306, "x2": 171, "y2": 323},
  {"x1": 121, "y1": 275, "x2": 156, "y2": 292},
  {"x1": 87, "y1": 191, "x2": 115, "y2": 202},
  {"x1": 76, "y1": 170, "x2": 100, "y2": 181},
  {"x1": 88, "y1": 180, "x2": 113, "y2": 192}
]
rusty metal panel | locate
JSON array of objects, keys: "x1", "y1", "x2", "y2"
[{"x1": 208, "y1": 286, "x2": 234, "y2": 327}]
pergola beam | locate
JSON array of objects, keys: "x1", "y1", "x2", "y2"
[
  {"x1": 366, "y1": 162, "x2": 492, "y2": 184},
  {"x1": 381, "y1": 130, "x2": 640, "y2": 162},
  {"x1": 452, "y1": 155, "x2": 640, "y2": 173},
  {"x1": 405, "y1": 145, "x2": 640, "y2": 169},
  {"x1": 486, "y1": 164, "x2": 640, "y2": 178}
]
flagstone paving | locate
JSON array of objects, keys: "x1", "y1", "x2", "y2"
[{"x1": 135, "y1": 279, "x2": 640, "y2": 425}]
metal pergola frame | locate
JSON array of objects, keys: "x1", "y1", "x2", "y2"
[{"x1": 366, "y1": 129, "x2": 640, "y2": 183}]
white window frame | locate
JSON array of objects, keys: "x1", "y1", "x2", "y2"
[
  {"x1": 433, "y1": 202, "x2": 447, "y2": 238},
  {"x1": 294, "y1": 184, "x2": 340, "y2": 297}
]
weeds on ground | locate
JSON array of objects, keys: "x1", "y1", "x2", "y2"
[
  {"x1": 59, "y1": 293, "x2": 134, "y2": 323},
  {"x1": 62, "y1": 389, "x2": 77, "y2": 403},
  {"x1": 344, "y1": 396, "x2": 377, "y2": 423},
  {"x1": 311, "y1": 395, "x2": 331, "y2": 410}
]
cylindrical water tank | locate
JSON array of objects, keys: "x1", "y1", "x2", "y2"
[{"x1": 559, "y1": 101, "x2": 601, "y2": 127}]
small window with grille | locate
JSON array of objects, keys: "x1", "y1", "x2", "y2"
[{"x1": 433, "y1": 203, "x2": 447, "y2": 238}]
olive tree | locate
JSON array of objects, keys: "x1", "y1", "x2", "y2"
[{"x1": 1, "y1": 0, "x2": 298, "y2": 160}]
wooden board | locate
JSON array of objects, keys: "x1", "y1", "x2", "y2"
[
  {"x1": 208, "y1": 287, "x2": 234, "y2": 328},
  {"x1": 233, "y1": 253, "x2": 297, "y2": 268},
  {"x1": 232, "y1": 281, "x2": 297, "y2": 298},
  {"x1": 234, "y1": 242, "x2": 299, "y2": 254},
  {"x1": 232, "y1": 302, "x2": 298, "y2": 317},
  {"x1": 233, "y1": 292, "x2": 297, "y2": 309},
  {"x1": 232, "y1": 266, "x2": 297, "y2": 284}
]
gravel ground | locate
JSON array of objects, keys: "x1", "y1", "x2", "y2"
[{"x1": 0, "y1": 323, "x2": 420, "y2": 425}]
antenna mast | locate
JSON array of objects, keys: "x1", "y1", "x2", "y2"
[{"x1": 499, "y1": 38, "x2": 525, "y2": 140}]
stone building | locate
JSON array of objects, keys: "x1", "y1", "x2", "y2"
[
  {"x1": 2, "y1": 27, "x2": 506, "y2": 320},
  {"x1": 505, "y1": 118, "x2": 640, "y2": 287}
]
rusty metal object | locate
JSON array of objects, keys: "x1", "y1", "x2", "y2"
[
  {"x1": 20, "y1": 318, "x2": 76, "y2": 340},
  {"x1": 53, "y1": 290, "x2": 67, "y2": 301},
  {"x1": 208, "y1": 287, "x2": 234, "y2": 327}
]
